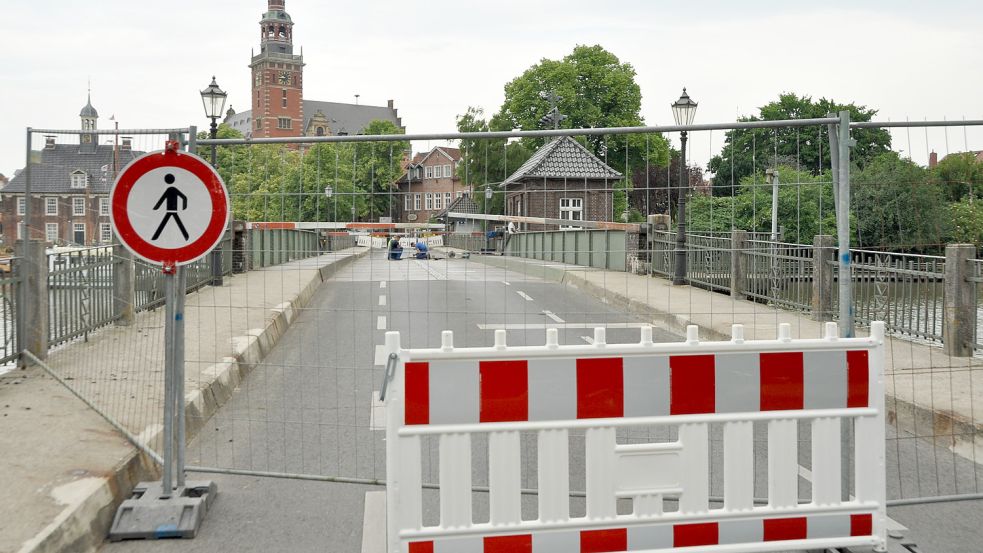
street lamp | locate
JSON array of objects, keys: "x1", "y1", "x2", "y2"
[
  {"x1": 485, "y1": 186, "x2": 493, "y2": 251},
  {"x1": 200, "y1": 76, "x2": 227, "y2": 285},
  {"x1": 671, "y1": 88, "x2": 698, "y2": 285},
  {"x1": 200, "y1": 76, "x2": 228, "y2": 168}
]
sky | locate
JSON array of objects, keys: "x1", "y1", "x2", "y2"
[{"x1": 2, "y1": 0, "x2": 982, "y2": 177}]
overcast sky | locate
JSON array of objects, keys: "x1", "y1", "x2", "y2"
[{"x1": 2, "y1": 0, "x2": 981, "y2": 177}]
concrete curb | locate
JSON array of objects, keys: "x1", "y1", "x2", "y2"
[{"x1": 18, "y1": 248, "x2": 367, "y2": 553}]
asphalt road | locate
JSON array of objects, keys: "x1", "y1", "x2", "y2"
[{"x1": 102, "y1": 252, "x2": 982, "y2": 553}]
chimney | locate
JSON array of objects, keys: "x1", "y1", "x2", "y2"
[
  {"x1": 121, "y1": 137, "x2": 133, "y2": 151},
  {"x1": 44, "y1": 136, "x2": 56, "y2": 149},
  {"x1": 929, "y1": 151, "x2": 938, "y2": 168},
  {"x1": 388, "y1": 99, "x2": 394, "y2": 109}
]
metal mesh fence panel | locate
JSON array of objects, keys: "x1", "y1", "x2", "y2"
[{"x1": 12, "y1": 118, "x2": 983, "y2": 520}]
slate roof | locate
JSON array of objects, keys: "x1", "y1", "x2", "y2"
[
  {"x1": 437, "y1": 194, "x2": 480, "y2": 219},
  {"x1": 4, "y1": 144, "x2": 145, "y2": 194},
  {"x1": 502, "y1": 136, "x2": 622, "y2": 187},
  {"x1": 224, "y1": 100, "x2": 402, "y2": 137}
]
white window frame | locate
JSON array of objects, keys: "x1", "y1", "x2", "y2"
[
  {"x1": 425, "y1": 166, "x2": 433, "y2": 179},
  {"x1": 45, "y1": 197, "x2": 58, "y2": 216},
  {"x1": 100, "y1": 223, "x2": 112, "y2": 243},
  {"x1": 444, "y1": 192, "x2": 452, "y2": 207},
  {"x1": 559, "y1": 197, "x2": 584, "y2": 228},
  {"x1": 99, "y1": 197, "x2": 109, "y2": 216},
  {"x1": 414, "y1": 193, "x2": 421, "y2": 211},
  {"x1": 434, "y1": 193, "x2": 442, "y2": 210},
  {"x1": 17, "y1": 197, "x2": 26, "y2": 216},
  {"x1": 70, "y1": 171, "x2": 87, "y2": 189},
  {"x1": 45, "y1": 223, "x2": 59, "y2": 243},
  {"x1": 277, "y1": 117, "x2": 292, "y2": 129},
  {"x1": 72, "y1": 197, "x2": 86, "y2": 216},
  {"x1": 17, "y1": 222, "x2": 24, "y2": 240},
  {"x1": 456, "y1": 191, "x2": 464, "y2": 199},
  {"x1": 443, "y1": 164, "x2": 452, "y2": 178},
  {"x1": 425, "y1": 193, "x2": 433, "y2": 211},
  {"x1": 404, "y1": 193, "x2": 412, "y2": 211},
  {"x1": 72, "y1": 223, "x2": 86, "y2": 244}
]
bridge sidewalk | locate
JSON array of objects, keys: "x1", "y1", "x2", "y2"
[
  {"x1": 0, "y1": 248, "x2": 367, "y2": 553},
  {"x1": 462, "y1": 252, "x2": 983, "y2": 465}
]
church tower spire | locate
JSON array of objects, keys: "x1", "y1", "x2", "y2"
[
  {"x1": 250, "y1": 0, "x2": 304, "y2": 138},
  {"x1": 79, "y1": 86, "x2": 98, "y2": 149}
]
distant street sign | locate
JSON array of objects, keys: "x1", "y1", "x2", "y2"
[{"x1": 110, "y1": 142, "x2": 229, "y2": 268}]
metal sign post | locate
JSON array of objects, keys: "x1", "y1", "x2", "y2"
[{"x1": 107, "y1": 139, "x2": 229, "y2": 541}]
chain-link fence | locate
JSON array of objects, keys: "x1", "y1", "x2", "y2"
[{"x1": 10, "y1": 117, "x2": 983, "y2": 523}]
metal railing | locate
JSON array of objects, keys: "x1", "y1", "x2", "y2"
[
  {"x1": 445, "y1": 233, "x2": 488, "y2": 252},
  {"x1": 0, "y1": 266, "x2": 19, "y2": 365},
  {"x1": 47, "y1": 246, "x2": 116, "y2": 346},
  {"x1": 848, "y1": 250, "x2": 946, "y2": 343},
  {"x1": 742, "y1": 239, "x2": 815, "y2": 312},
  {"x1": 686, "y1": 234, "x2": 732, "y2": 293}
]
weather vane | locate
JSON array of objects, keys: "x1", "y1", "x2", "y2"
[{"x1": 538, "y1": 91, "x2": 567, "y2": 130}]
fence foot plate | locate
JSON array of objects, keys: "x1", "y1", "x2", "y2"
[{"x1": 108, "y1": 480, "x2": 217, "y2": 541}]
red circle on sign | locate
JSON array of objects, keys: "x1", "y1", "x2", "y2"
[{"x1": 110, "y1": 148, "x2": 229, "y2": 267}]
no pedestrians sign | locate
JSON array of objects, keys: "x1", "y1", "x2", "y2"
[{"x1": 110, "y1": 141, "x2": 229, "y2": 269}]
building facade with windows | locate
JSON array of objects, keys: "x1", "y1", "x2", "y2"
[
  {"x1": 502, "y1": 136, "x2": 622, "y2": 231},
  {"x1": 223, "y1": 0, "x2": 403, "y2": 138},
  {"x1": 394, "y1": 147, "x2": 466, "y2": 223},
  {"x1": 1, "y1": 95, "x2": 142, "y2": 246}
]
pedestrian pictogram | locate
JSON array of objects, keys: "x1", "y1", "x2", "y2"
[
  {"x1": 152, "y1": 174, "x2": 190, "y2": 241},
  {"x1": 110, "y1": 141, "x2": 229, "y2": 269}
]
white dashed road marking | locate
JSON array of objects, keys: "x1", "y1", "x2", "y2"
[
  {"x1": 543, "y1": 310, "x2": 565, "y2": 323},
  {"x1": 379, "y1": 295, "x2": 387, "y2": 306},
  {"x1": 581, "y1": 335, "x2": 595, "y2": 345},
  {"x1": 478, "y1": 322, "x2": 648, "y2": 330},
  {"x1": 377, "y1": 316, "x2": 387, "y2": 330},
  {"x1": 516, "y1": 291, "x2": 534, "y2": 302},
  {"x1": 380, "y1": 281, "x2": 386, "y2": 289}
]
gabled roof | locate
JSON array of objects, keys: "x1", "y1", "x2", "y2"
[
  {"x1": 223, "y1": 100, "x2": 403, "y2": 137},
  {"x1": 5, "y1": 144, "x2": 145, "y2": 194},
  {"x1": 437, "y1": 194, "x2": 480, "y2": 219},
  {"x1": 502, "y1": 136, "x2": 622, "y2": 187},
  {"x1": 416, "y1": 147, "x2": 461, "y2": 166}
]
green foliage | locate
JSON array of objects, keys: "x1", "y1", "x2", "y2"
[
  {"x1": 687, "y1": 167, "x2": 837, "y2": 241},
  {"x1": 932, "y1": 152, "x2": 983, "y2": 202},
  {"x1": 852, "y1": 152, "x2": 947, "y2": 251},
  {"x1": 709, "y1": 93, "x2": 891, "y2": 195},
  {"x1": 947, "y1": 198, "x2": 983, "y2": 245},
  {"x1": 456, "y1": 106, "x2": 532, "y2": 216},
  {"x1": 209, "y1": 120, "x2": 408, "y2": 222}
]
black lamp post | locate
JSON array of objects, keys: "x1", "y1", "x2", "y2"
[
  {"x1": 200, "y1": 77, "x2": 228, "y2": 285},
  {"x1": 671, "y1": 88, "x2": 698, "y2": 285},
  {"x1": 200, "y1": 76, "x2": 228, "y2": 167}
]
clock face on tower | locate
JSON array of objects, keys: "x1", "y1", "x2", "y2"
[{"x1": 278, "y1": 71, "x2": 290, "y2": 85}]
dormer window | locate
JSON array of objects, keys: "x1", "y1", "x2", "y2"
[
  {"x1": 121, "y1": 138, "x2": 132, "y2": 151},
  {"x1": 44, "y1": 136, "x2": 56, "y2": 149},
  {"x1": 70, "y1": 171, "x2": 87, "y2": 189}
]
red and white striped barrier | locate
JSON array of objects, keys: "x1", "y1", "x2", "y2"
[{"x1": 383, "y1": 322, "x2": 887, "y2": 553}]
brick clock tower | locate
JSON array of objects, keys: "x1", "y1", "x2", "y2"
[{"x1": 250, "y1": 0, "x2": 304, "y2": 138}]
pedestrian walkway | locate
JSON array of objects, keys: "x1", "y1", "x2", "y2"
[
  {"x1": 459, "y1": 251, "x2": 983, "y2": 465},
  {"x1": 0, "y1": 248, "x2": 366, "y2": 553}
]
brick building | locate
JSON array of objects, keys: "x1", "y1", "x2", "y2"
[
  {"x1": 1, "y1": 94, "x2": 143, "y2": 246},
  {"x1": 223, "y1": 0, "x2": 403, "y2": 138},
  {"x1": 503, "y1": 136, "x2": 622, "y2": 231},
  {"x1": 395, "y1": 147, "x2": 467, "y2": 223}
]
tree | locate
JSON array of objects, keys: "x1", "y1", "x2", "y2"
[
  {"x1": 851, "y1": 152, "x2": 947, "y2": 251},
  {"x1": 455, "y1": 106, "x2": 532, "y2": 216},
  {"x1": 709, "y1": 93, "x2": 891, "y2": 195},
  {"x1": 495, "y1": 45, "x2": 669, "y2": 177},
  {"x1": 932, "y1": 152, "x2": 983, "y2": 202},
  {"x1": 686, "y1": 166, "x2": 837, "y2": 241},
  {"x1": 947, "y1": 198, "x2": 983, "y2": 245},
  {"x1": 212, "y1": 120, "x2": 408, "y2": 223}
]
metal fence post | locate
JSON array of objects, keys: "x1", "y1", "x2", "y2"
[
  {"x1": 812, "y1": 235, "x2": 835, "y2": 321},
  {"x1": 16, "y1": 240, "x2": 48, "y2": 363},
  {"x1": 943, "y1": 243, "x2": 976, "y2": 357},
  {"x1": 730, "y1": 230, "x2": 747, "y2": 299},
  {"x1": 113, "y1": 243, "x2": 136, "y2": 326},
  {"x1": 832, "y1": 110, "x2": 855, "y2": 337}
]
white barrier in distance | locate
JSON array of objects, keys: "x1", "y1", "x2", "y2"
[{"x1": 383, "y1": 322, "x2": 887, "y2": 553}]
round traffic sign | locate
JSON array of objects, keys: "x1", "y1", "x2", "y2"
[{"x1": 110, "y1": 144, "x2": 229, "y2": 268}]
